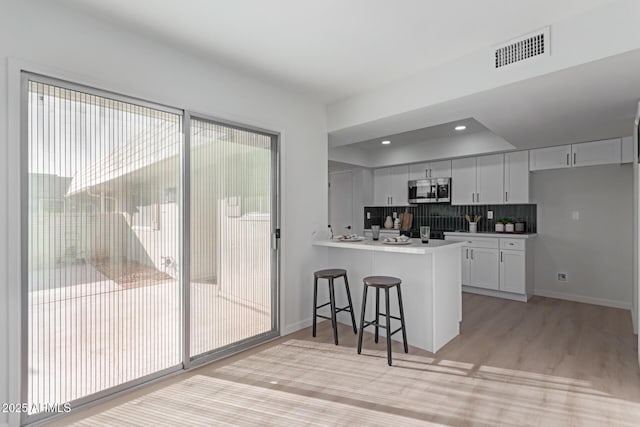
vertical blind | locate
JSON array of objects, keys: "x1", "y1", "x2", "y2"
[
  {"x1": 189, "y1": 118, "x2": 273, "y2": 358},
  {"x1": 27, "y1": 80, "x2": 182, "y2": 411},
  {"x1": 25, "y1": 77, "x2": 278, "y2": 419}
]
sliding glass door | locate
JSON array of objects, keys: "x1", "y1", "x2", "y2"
[
  {"x1": 22, "y1": 75, "x2": 279, "y2": 422},
  {"x1": 189, "y1": 117, "x2": 278, "y2": 360},
  {"x1": 24, "y1": 78, "x2": 183, "y2": 418}
]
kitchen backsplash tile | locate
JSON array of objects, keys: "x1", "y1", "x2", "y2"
[{"x1": 364, "y1": 204, "x2": 537, "y2": 233}]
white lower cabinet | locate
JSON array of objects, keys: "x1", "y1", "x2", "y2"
[
  {"x1": 500, "y1": 249, "x2": 526, "y2": 294},
  {"x1": 461, "y1": 247, "x2": 471, "y2": 286},
  {"x1": 447, "y1": 233, "x2": 534, "y2": 301},
  {"x1": 459, "y1": 238, "x2": 499, "y2": 290},
  {"x1": 470, "y1": 248, "x2": 500, "y2": 290}
]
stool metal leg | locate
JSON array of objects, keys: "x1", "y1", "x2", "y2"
[
  {"x1": 357, "y1": 285, "x2": 368, "y2": 354},
  {"x1": 343, "y1": 275, "x2": 357, "y2": 334},
  {"x1": 329, "y1": 278, "x2": 339, "y2": 345},
  {"x1": 385, "y1": 288, "x2": 392, "y2": 366},
  {"x1": 397, "y1": 284, "x2": 408, "y2": 353},
  {"x1": 312, "y1": 276, "x2": 318, "y2": 337},
  {"x1": 374, "y1": 287, "x2": 380, "y2": 343}
]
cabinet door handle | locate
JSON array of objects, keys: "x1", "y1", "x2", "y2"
[
  {"x1": 476, "y1": 193, "x2": 480, "y2": 203},
  {"x1": 470, "y1": 249, "x2": 474, "y2": 260},
  {"x1": 465, "y1": 248, "x2": 469, "y2": 259},
  {"x1": 566, "y1": 153, "x2": 570, "y2": 165},
  {"x1": 574, "y1": 152, "x2": 577, "y2": 165},
  {"x1": 505, "y1": 191, "x2": 508, "y2": 202},
  {"x1": 425, "y1": 169, "x2": 429, "y2": 178},
  {"x1": 500, "y1": 251, "x2": 503, "y2": 262},
  {"x1": 471, "y1": 193, "x2": 475, "y2": 203}
]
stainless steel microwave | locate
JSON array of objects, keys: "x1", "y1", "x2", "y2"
[{"x1": 408, "y1": 178, "x2": 451, "y2": 204}]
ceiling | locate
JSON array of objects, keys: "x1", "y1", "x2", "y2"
[
  {"x1": 57, "y1": 0, "x2": 617, "y2": 103},
  {"x1": 330, "y1": 48, "x2": 640, "y2": 153}
]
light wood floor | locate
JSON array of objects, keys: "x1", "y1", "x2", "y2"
[{"x1": 47, "y1": 293, "x2": 640, "y2": 426}]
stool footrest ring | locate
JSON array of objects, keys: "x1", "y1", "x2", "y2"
[{"x1": 361, "y1": 322, "x2": 404, "y2": 337}]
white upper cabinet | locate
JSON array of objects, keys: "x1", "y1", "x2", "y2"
[
  {"x1": 622, "y1": 136, "x2": 634, "y2": 163},
  {"x1": 430, "y1": 160, "x2": 452, "y2": 178},
  {"x1": 529, "y1": 145, "x2": 572, "y2": 171},
  {"x1": 530, "y1": 138, "x2": 623, "y2": 171},
  {"x1": 504, "y1": 151, "x2": 530, "y2": 204},
  {"x1": 408, "y1": 162, "x2": 430, "y2": 180},
  {"x1": 408, "y1": 160, "x2": 451, "y2": 180},
  {"x1": 451, "y1": 157, "x2": 476, "y2": 205},
  {"x1": 373, "y1": 167, "x2": 390, "y2": 206},
  {"x1": 374, "y1": 165, "x2": 408, "y2": 206},
  {"x1": 453, "y1": 155, "x2": 503, "y2": 205},
  {"x1": 572, "y1": 138, "x2": 621, "y2": 167},
  {"x1": 390, "y1": 165, "x2": 409, "y2": 205},
  {"x1": 476, "y1": 154, "x2": 504, "y2": 205}
]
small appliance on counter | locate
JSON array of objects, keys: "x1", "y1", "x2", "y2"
[{"x1": 408, "y1": 178, "x2": 451, "y2": 204}]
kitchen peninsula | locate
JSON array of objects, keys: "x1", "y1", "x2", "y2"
[{"x1": 313, "y1": 238, "x2": 465, "y2": 353}]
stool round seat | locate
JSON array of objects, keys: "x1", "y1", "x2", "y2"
[
  {"x1": 314, "y1": 268, "x2": 347, "y2": 279},
  {"x1": 363, "y1": 276, "x2": 402, "y2": 287}
]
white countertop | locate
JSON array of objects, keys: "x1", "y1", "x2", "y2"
[
  {"x1": 313, "y1": 238, "x2": 464, "y2": 254},
  {"x1": 444, "y1": 231, "x2": 537, "y2": 239}
]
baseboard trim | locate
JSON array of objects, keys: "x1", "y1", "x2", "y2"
[
  {"x1": 282, "y1": 317, "x2": 313, "y2": 336},
  {"x1": 462, "y1": 286, "x2": 528, "y2": 302},
  {"x1": 534, "y1": 290, "x2": 632, "y2": 310}
]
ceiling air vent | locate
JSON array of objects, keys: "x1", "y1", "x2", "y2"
[{"x1": 493, "y1": 27, "x2": 550, "y2": 69}]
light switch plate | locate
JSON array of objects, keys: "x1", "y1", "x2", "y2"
[
  {"x1": 366, "y1": 212, "x2": 371, "y2": 219},
  {"x1": 571, "y1": 211, "x2": 580, "y2": 220}
]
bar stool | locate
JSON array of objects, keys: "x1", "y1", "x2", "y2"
[
  {"x1": 312, "y1": 269, "x2": 358, "y2": 345},
  {"x1": 357, "y1": 276, "x2": 408, "y2": 366}
]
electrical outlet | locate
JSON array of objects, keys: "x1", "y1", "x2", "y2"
[
  {"x1": 366, "y1": 212, "x2": 371, "y2": 219},
  {"x1": 557, "y1": 272, "x2": 568, "y2": 283},
  {"x1": 487, "y1": 210, "x2": 494, "y2": 220},
  {"x1": 393, "y1": 212, "x2": 397, "y2": 219}
]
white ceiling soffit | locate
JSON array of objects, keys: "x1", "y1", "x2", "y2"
[
  {"x1": 56, "y1": 0, "x2": 618, "y2": 103},
  {"x1": 330, "y1": 48, "x2": 640, "y2": 151},
  {"x1": 347, "y1": 118, "x2": 488, "y2": 151}
]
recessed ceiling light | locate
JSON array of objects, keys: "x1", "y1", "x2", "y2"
[
  {"x1": 455, "y1": 125, "x2": 467, "y2": 131},
  {"x1": 381, "y1": 140, "x2": 391, "y2": 145}
]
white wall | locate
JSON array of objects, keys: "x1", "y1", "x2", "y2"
[
  {"x1": 532, "y1": 165, "x2": 633, "y2": 309},
  {"x1": 0, "y1": 1, "x2": 327, "y2": 425}
]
